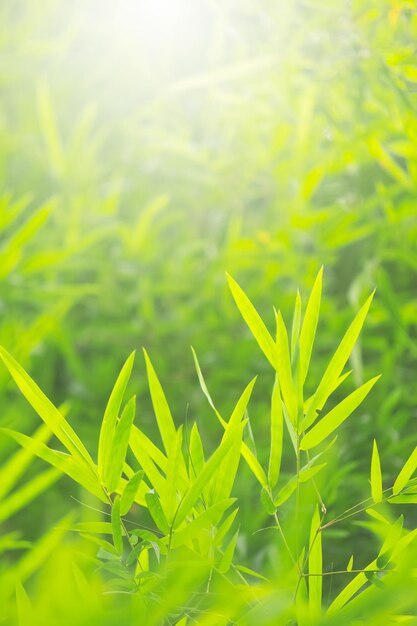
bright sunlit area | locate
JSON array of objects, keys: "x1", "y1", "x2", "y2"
[{"x1": 1, "y1": 1, "x2": 417, "y2": 625}]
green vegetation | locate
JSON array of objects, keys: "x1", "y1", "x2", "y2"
[{"x1": 1, "y1": 0, "x2": 417, "y2": 624}]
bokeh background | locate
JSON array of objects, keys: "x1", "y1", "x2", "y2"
[{"x1": 1, "y1": 0, "x2": 417, "y2": 620}]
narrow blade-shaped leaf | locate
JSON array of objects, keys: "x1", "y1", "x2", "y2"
[
  {"x1": 299, "y1": 267, "x2": 323, "y2": 384},
  {"x1": 291, "y1": 289, "x2": 302, "y2": 364},
  {"x1": 98, "y1": 352, "x2": 135, "y2": 481},
  {"x1": 276, "y1": 311, "x2": 298, "y2": 425},
  {"x1": 371, "y1": 439, "x2": 383, "y2": 503},
  {"x1": 268, "y1": 376, "x2": 283, "y2": 488},
  {"x1": 106, "y1": 395, "x2": 137, "y2": 493},
  {"x1": 218, "y1": 529, "x2": 239, "y2": 573},
  {"x1": 226, "y1": 273, "x2": 276, "y2": 368},
  {"x1": 143, "y1": 349, "x2": 176, "y2": 455},
  {"x1": 0, "y1": 428, "x2": 106, "y2": 502},
  {"x1": 303, "y1": 291, "x2": 375, "y2": 430},
  {"x1": 120, "y1": 470, "x2": 144, "y2": 516},
  {"x1": 164, "y1": 426, "x2": 183, "y2": 524},
  {"x1": 393, "y1": 446, "x2": 417, "y2": 495},
  {"x1": 0, "y1": 346, "x2": 93, "y2": 467},
  {"x1": 111, "y1": 496, "x2": 124, "y2": 555},
  {"x1": 174, "y1": 423, "x2": 245, "y2": 529},
  {"x1": 209, "y1": 379, "x2": 256, "y2": 504},
  {"x1": 309, "y1": 505, "x2": 322, "y2": 619},
  {"x1": 170, "y1": 499, "x2": 235, "y2": 549},
  {"x1": 145, "y1": 490, "x2": 169, "y2": 534},
  {"x1": 300, "y1": 376, "x2": 380, "y2": 450}
]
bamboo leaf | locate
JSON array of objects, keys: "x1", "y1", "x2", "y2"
[
  {"x1": 111, "y1": 496, "x2": 124, "y2": 555},
  {"x1": 303, "y1": 292, "x2": 375, "y2": 430},
  {"x1": 291, "y1": 289, "x2": 302, "y2": 364},
  {"x1": 164, "y1": 426, "x2": 184, "y2": 524},
  {"x1": 218, "y1": 529, "x2": 239, "y2": 573},
  {"x1": 393, "y1": 446, "x2": 417, "y2": 495},
  {"x1": 106, "y1": 395, "x2": 137, "y2": 493},
  {"x1": 0, "y1": 428, "x2": 106, "y2": 502},
  {"x1": 275, "y1": 310, "x2": 298, "y2": 425},
  {"x1": 299, "y1": 267, "x2": 323, "y2": 385},
  {"x1": 0, "y1": 468, "x2": 60, "y2": 524},
  {"x1": 120, "y1": 470, "x2": 144, "y2": 515},
  {"x1": 174, "y1": 423, "x2": 245, "y2": 529},
  {"x1": 371, "y1": 439, "x2": 383, "y2": 503},
  {"x1": 0, "y1": 346, "x2": 93, "y2": 468},
  {"x1": 226, "y1": 273, "x2": 276, "y2": 368},
  {"x1": 145, "y1": 490, "x2": 169, "y2": 534},
  {"x1": 300, "y1": 376, "x2": 380, "y2": 450},
  {"x1": 275, "y1": 464, "x2": 327, "y2": 507},
  {"x1": 268, "y1": 376, "x2": 283, "y2": 488},
  {"x1": 209, "y1": 379, "x2": 256, "y2": 504},
  {"x1": 192, "y1": 349, "x2": 268, "y2": 488},
  {"x1": 170, "y1": 499, "x2": 235, "y2": 549},
  {"x1": 143, "y1": 349, "x2": 177, "y2": 455},
  {"x1": 309, "y1": 505, "x2": 322, "y2": 619},
  {"x1": 98, "y1": 351, "x2": 135, "y2": 482},
  {"x1": 189, "y1": 422, "x2": 205, "y2": 478}
]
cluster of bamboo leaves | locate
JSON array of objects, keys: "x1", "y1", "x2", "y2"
[{"x1": 1, "y1": 269, "x2": 417, "y2": 624}]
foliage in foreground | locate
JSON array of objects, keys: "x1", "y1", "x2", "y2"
[{"x1": 1, "y1": 270, "x2": 417, "y2": 625}]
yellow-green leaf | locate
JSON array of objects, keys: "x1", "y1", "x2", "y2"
[
  {"x1": 303, "y1": 292, "x2": 375, "y2": 430},
  {"x1": 98, "y1": 352, "x2": 135, "y2": 481},
  {"x1": 299, "y1": 267, "x2": 323, "y2": 385},
  {"x1": 309, "y1": 505, "x2": 322, "y2": 619},
  {"x1": 226, "y1": 273, "x2": 276, "y2": 368},
  {"x1": 371, "y1": 439, "x2": 383, "y2": 503},
  {"x1": 300, "y1": 376, "x2": 380, "y2": 450},
  {"x1": 393, "y1": 446, "x2": 417, "y2": 495}
]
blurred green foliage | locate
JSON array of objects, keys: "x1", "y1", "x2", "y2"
[{"x1": 0, "y1": 0, "x2": 417, "y2": 623}]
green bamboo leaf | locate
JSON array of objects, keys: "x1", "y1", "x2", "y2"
[
  {"x1": 0, "y1": 468, "x2": 59, "y2": 524},
  {"x1": 260, "y1": 488, "x2": 276, "y2": 515},
  {"x1": 377, "y1": 515, "x2": 403, "y2": 569},
  {"x1": 347, "y1": 555, "x2": 354, "y2": 572},
  {"x1": 16, "y1": 580, "x2": 32, "y2": 626},
  {"x1": 120, "y1": 470, "x2": 145, "y2": 515},
  {"x1": 98, "y1": 351, "x2": 135, "y2": 482},
  {"x1": 174, "y1": 423, "x2": 245, "y2": 529},
  {"x1": 129, "y1": 425, "x2": 168, "y2": 473},
  {"x1": 300, "y1": 376, "x2": 380, "y2": 450},
  {"x1": 0, "y1": 424, "x2": 51, "y2": 500},
  {"x1": 111, "y1": 496, "x2": 124, "y2": 555},
  {"x1": 208, "y1": 378, "x2": 256, "y2": 504},
  {"x1": 299, "y1": 267, "x2": 323, "y2": 385},
  {"x1": 274, "y1": 464, "x2": 327, "y2": 507},
  {"x1": 0, "y1": 428, "x2": 106, "y2": 502},
  {"x1": 303, "y1": 291, "x2": 375, "y2": 430},
  {"x1": 170, "y1": 499, "x2": 235, "y2": 549},
  {"x1": 106, "y1": 395, "x2": 137, "y2": 493},
  {"x1": 275, "y1": 310, "x2": 298, "y2": 425},
  {"x1": 327, "y1": 559, "x2": 377, "y2": 615},
  {"x1": 164, "y1": 426, "x2": 184, "y2": 524},
  {"x1": 213, "y1": 508, "x2": 239, "y2": 547},
  {"x1": 218, "y1": 529, "x2": 239, "y2": 573},
  {"x1": 143, "y1": 349, "x2": 177, "y2": 455},
  {"x1": 309, "y1": 505, "x2": 322, "y2": 619},
  {"x1": 226, "y1": 273, "x2": 276, "y2": 368},
  {"x1": 145, "y1": 490, "x2": 169, "y2": 534},
  {"x1": 129, "y1": 429, "x2": 166, "y2": 496},
  {"x1": 371, "y1": 439, "x2": 383, "y2": 503},
  {"x1": 189, "y1": 422, "x2": 205, "y2": 478},
  {"x1": 393, "y1": 446, "x2": 417, "y2": 495},
  {"x1": 0, "y1": 346, "x2": 93, "y2": 468},
  {"x1": 268, "y1": 376, "x2": 283, "y2": 488},
  {"x1": 291, "y1": 289, "x2": 302, "y2": 364},
  {"x1": 191, "y1": 349, "x2": 268, "y2": 488}
]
